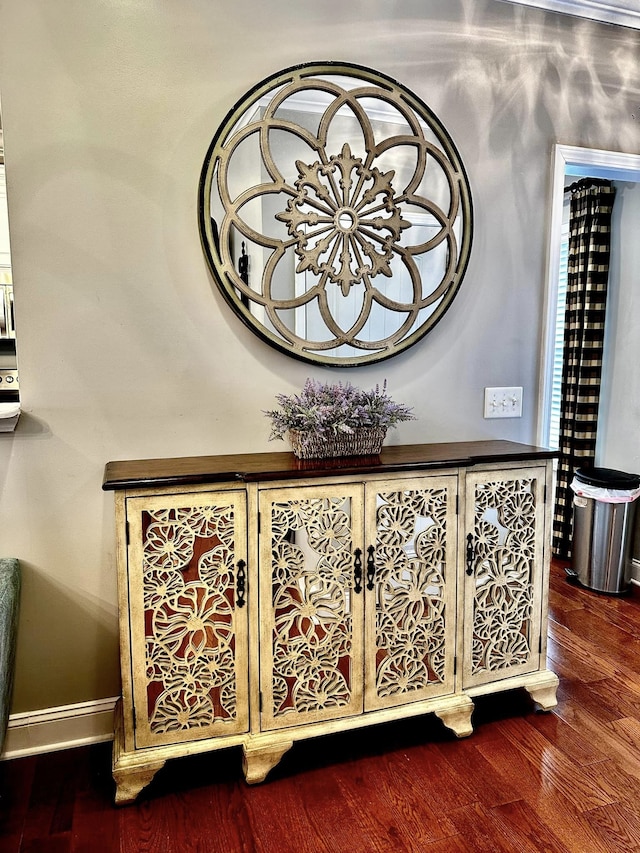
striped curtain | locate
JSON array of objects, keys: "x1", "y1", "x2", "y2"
[{"x1": 552, "y1": 179, "x2": 616, "y2": 559}]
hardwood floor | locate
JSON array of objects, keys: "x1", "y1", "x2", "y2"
[{"x1": 3, "y1": 560, "x2": 640, "y2": 852}]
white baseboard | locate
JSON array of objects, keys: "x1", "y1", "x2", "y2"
[{"x1": 1, "y1": 696, "x2": 117, "y2": 761}]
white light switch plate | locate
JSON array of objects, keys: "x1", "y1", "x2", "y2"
[{"x1": 484, "y1": 386, "x2": 523, "y2": 418}]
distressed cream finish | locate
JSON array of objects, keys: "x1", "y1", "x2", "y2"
[{"x1": 105, "y1": 443, "x2": 558, "y2": 804}]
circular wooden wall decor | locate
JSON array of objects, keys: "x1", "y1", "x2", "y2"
[{"x1": 199, "y1": 62, "x2": 473, "y2": 367}]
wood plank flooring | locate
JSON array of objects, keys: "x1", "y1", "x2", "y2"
[{"x1": 3, "y1": 560, "x2": 640, "y2": 852}]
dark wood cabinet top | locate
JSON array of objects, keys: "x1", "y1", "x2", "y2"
[{"x1": 102, "y1": 440, "x2": 556, "y2": 491}]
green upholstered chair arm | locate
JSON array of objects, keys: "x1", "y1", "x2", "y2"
[{"x1": 0, "y1": 558, "x2": 21, "y2": 751}]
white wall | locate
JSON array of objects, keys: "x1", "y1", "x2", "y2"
[
  {"x1": 0, "y1": 0, "x2": 639, "y2": 714},
  {"x1": 597, "y1": 180, "x2": 640, "y2": 560},
  {"x1": 597, "y1": 181, "x2": 640, "y2": 477}
]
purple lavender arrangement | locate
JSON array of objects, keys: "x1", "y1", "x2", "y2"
[{"x1": 264, "y1": 379, "x2": 414, "y2": 454}]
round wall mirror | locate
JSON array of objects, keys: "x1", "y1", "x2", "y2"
[{"x1": 199, "y1": 62, "x2": 473, "y2": 367}]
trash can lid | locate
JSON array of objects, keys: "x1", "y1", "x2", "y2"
[{"x1": 574, "y1": 467, "x2": 640, "y2": 490}]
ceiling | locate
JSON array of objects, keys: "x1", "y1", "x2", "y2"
[{"x1": 496, "y1": 0, "x2": 640, "y2": 30}]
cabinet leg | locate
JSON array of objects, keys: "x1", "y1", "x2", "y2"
[
  {"x1": 113, "y1": 761, "x2": 166, "y2": 806},
  {"x1": 435, "y1": 697, "x2": 474, "y2": 738},
  {"x1": 242, "y1": 737, "x2": 293, "y2": 784},
  {"x1": 524, "y1": 671, "x2": 560, "y2": 711},
  {"x1": 112, "y1": 698, "x2": 165, "y2": 805}
]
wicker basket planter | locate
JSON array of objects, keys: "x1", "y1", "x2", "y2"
[{"x1": 289, "y1": 427, "x2": 387, "y2": 460}]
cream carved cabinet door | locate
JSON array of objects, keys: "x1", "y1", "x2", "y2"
[
  {"x1": 461, "y1": 464, "x2": 559, "y2": 708},
  {"x1": 255, "y1": 473, "x2": 463, "y2": 773},
  {"x1": 364, "y1": 475, "x2": 458, "y2": 713},
  {"x1": 258, "y1": 483, "x2": 365, "y2": 734},
  {"x1": 113, "y1": 488, "x2": 249, "y2": 803}
]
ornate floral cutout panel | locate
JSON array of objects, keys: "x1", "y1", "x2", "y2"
[
  {"x1": 259, "y1": 485, "x2": 365, "y2": 730},
  {"x1": 199, "y1": 63, "x2": 473, "y2": 366},
  {"x1": 463, "y1": 468, "x2": 545, "y2": 688},
  {"x1": 127, "y1": 492, "x2": 249, "y2": 748},
  {"x1": 365, "y1": 476, "x2": 457, "y2": 711}
]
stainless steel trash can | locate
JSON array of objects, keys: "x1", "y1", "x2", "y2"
[{"x1": 571, "y1": 467, "x2": 640, "y2": 594}]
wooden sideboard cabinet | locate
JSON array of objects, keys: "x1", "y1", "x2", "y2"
[{"x1": 103, "y1": 441, "x2": 559, "y2": 804}]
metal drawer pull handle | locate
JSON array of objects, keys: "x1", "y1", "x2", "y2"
[
  {"x1": 354, "y1": 548, "x2": 363, "y2": 594},
  {"x1": 366, "y1": 545, "x2": 375, "y2": 591},
  {"x1": 465, "y1": 533, "x2": 475, "y2": 576},
  {"x1": 236, "y1": 559, "x2": 247, "y2": 607}
]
